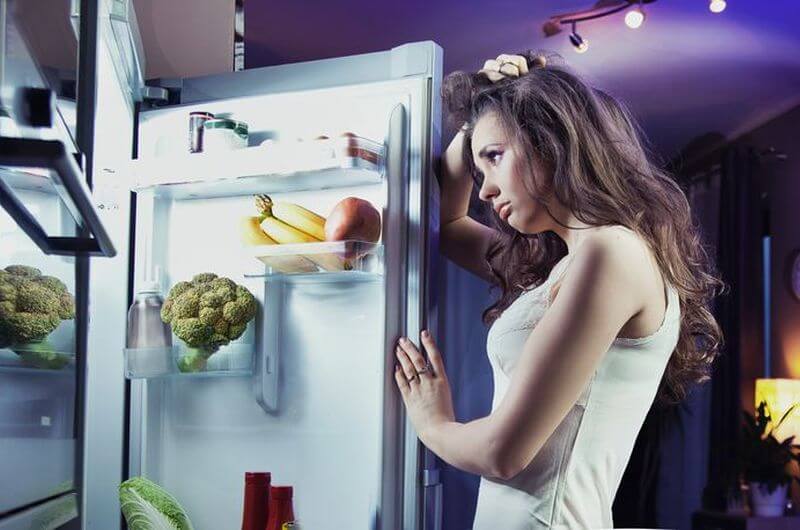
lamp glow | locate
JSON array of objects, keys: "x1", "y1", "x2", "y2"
[
  {"x1": 625, "y1": 8, "x2": 645, "y2": 29},
  {"x1": 709, "y1": 0, "x2": 727, "y2": 13},
  {"x1": 755, "y1": 378, "x2": 800, "y2": 441}
]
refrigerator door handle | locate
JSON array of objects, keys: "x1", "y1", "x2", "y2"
[
  {"x1": 0, "y1": 136, "x2": 117, "y2": 257},
  {"x1": 423, "y1": 468, "x2": 443, "y2": 530}
]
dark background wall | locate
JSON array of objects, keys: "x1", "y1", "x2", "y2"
[{"x1": 734, "y1": 105, "x2": 800, "y2": 388}]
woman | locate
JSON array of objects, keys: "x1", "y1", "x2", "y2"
[{"x1": 394, "y1": 51, "x2": 724, "y2": 529}]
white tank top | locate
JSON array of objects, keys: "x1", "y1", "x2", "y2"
[{"x1": 472, "y1": 248, "x2": 681, "y2": 530}]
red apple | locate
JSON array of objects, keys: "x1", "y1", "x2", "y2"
[{"x1": 325, "y1": 197, "x2": 381, "y2": 243}]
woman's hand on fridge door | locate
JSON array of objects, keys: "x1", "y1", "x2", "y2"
[{"x1": 394, "y1": 330, "x2": 455, "y2": 444}]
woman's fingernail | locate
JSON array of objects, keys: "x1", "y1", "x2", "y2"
[{"x1": 422, "y1": 330, "x2": 429, "y2": 337}]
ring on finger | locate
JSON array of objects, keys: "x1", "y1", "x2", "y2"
[{"x1": 406, "y1": 372, "x2": 419, "y2": 383}]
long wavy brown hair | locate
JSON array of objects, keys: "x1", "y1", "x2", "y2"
[{"x1": 442, "y1": 50, "x2": 725, "y2": 404}]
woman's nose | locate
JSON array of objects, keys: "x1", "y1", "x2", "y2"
[{"x1": 478, "y1": 179, "x2": 499, "y2": 202}]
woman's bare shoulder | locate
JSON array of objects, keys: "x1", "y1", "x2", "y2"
[
  {"x1": 551, "y1": 225, "x2": 654, "y2": 308},
  {"x1": 586, "y1": 225, "x2": 664, "y2": 311}
]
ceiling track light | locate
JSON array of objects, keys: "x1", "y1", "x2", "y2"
[
  {"x1": 569, "y1": 22, "x2": 589, "y2": 54},
  {"x1": 624, "y1": 1, "x2": 645, "y2": 29},
  {"x1": 542, "y1": 0, "x2": 663, "y2": 51},
  {"x1": 709, "y1": 0, "x2": 727, "y2": 13}
]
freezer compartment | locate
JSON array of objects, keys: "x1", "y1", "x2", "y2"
[
  {"x1": 246, "y1": 240, "x2": 383, "y2": 276},
  {"x1": 124, "y1": 327, "x2": 255, "y2": 379},
  {"x1": 130, "y1": 134, "x2": 384, "y2": 200}
]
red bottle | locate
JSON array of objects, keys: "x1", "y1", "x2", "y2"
[
  {"x1": 265, "y1": 486, "x2": 295, "y2": 530},
  {"x1": 241, "y1": 472, "x2": 271, "y2": 530}
]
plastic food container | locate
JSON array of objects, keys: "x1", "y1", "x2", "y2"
[
  {"x1": 124, "y1": 343, "x2": 255, "y2": 379},
  {"x1": 202, "y1": 118, "x2": 249, "y2": 152},
  {"x1": 246, "y1": 240, "x2": 383, "y2": 276},
  {"x1": 124, "y1": 323, "x2": 255, "y2": 379}
]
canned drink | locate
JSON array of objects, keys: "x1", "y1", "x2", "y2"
[{"x1": 188, "y1": 111, "x2": 215, "y2": 152}]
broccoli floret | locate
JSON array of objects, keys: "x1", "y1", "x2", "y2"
[
  {"x1": 5, "y1": 265, "x2": 41, "y2": 278},
  {"x1": 170, "y1": 318, "x2": 213, "y2": 349},
  {"x1": 192, "y1": 272, "x2": 217, "y2": 284},
  {"x1": 161, "y1": 273, "x2": 257, "y2": 372},
  {"x1": 0, "y1": 265, "x2": 75, "y2": 353}
]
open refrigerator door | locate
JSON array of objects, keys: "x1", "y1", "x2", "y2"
[{"x1": 98, "y1": 41, "x2": 443, "y2": 530}]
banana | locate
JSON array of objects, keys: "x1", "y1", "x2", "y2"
[
  {"x1": 258, "y1": 194, "x2": 326, "y2": 240},
  {"x1": 259, "y1": 216, "x2": 320, "y2": 243},
  {"x1": 245, "y1": 196, "x2": 317, "y2": 273},
  {"x1": 240, "y1": 216, "x2": 277, "y2": 246}
]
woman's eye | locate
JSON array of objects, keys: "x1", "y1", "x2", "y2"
[{"x1": 487, "y1": 151, "x2": 503, "y2": 165}]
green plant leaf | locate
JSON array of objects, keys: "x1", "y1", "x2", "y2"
[
  {"x1": 120, "y1": 488, "x2": 180, "y2": 530},
  {"x1": 119, "y1": 477, "x2": 193, "y2": 530}
]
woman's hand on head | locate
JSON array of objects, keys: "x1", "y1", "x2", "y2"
[{"x1": 479, "y1": 53, "x2": 529, "y2": 83}]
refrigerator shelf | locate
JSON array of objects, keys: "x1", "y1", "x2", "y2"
[
  {"x1": 0, "y1": 165, "x2": 57, "y2": 195},
  {"x1": 244, "y1": 240, "x2": 383, "y2": 277},
  {"x1": 124, "y1": 342, "x2": 254, "y2": 379},
  {"x1": 0, "y1": 347, "x2": 75, "y2": 372},
  {"x1": 130, "y1": 136, "x2": 385, "y2": 200}
]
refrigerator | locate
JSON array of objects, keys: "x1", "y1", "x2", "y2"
[{"x1": 0, "y1": 1, "x2": 445, "y2": 529}]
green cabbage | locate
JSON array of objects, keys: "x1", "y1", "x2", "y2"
[{"x1": 119, "y1": 477, "x2": 194, "y2": 530}]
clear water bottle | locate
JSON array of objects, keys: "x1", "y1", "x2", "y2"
[{"x1": 125, "y1": 279, "x2": 173, "y2": 377}]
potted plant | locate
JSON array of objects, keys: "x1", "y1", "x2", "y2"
[{"x1": 739, "y1": 400, "x2": 800, "y2": 516}]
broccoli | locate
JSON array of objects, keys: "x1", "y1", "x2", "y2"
[
  {"x1": 161, "y1": 273, "x2": 256, "y2": 372},
  {"x1": 0, "y1": 265, "x2": 75, "y2": 367}
]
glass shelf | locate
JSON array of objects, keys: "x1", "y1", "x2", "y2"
[
  {"x1": 124, "y1": 342, "x2": 254, "y2": 380},
  {"x1": 244, "y1": 240, "x2": 383, "y2": 277},
  {"x1": 0, "y1": 348, "x2": 75, "y2": 373},
  {"x1": 0, "y1": 166, "x2": 58, "y2": 195},
  {"x1": 130, "y1": 135, "x2": 385, "y2": 200}
]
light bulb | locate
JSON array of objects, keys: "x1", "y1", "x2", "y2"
[
  {"x1": 625, "y1": 8, "x2": 645, "y2": 29},
  {"x1": 709, "y1": 0, "x2": 726, "y2": 13},
  {"x1": 569, "y1": 31, "x2": 589, "y2": 54}
]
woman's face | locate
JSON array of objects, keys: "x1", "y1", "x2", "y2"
[{"x1": 471, "y1": 111, "x2": 551, "y2": 233}]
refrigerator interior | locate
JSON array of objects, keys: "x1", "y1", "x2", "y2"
[
  {"x1": 0, "y1": 184, "x2": 77, "y2": 514},
  {"x1": 127, "y1": 80, "x2": 420, "y2": 528}
]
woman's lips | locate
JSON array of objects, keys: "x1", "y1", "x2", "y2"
[{"x1": 499, "y1": 203, "x2": 511, "y2": 221}]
